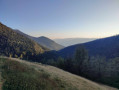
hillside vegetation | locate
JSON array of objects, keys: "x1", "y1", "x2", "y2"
[
  {"x1": 0, "y1": 57, "x2": 77, "y2": 90},
  {"x1": 0, "y1": 22, "x2": 119, "y2": 90},
  {"x1": 0, "y1": 57, "x2": 117, "y2": 90},
  {"x1": 0, "y1": 23, "x2": 48, "y2": 59}
]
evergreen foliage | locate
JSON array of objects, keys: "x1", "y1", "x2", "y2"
[
  {"x1": 0, "y1": 23, "x2": 48, "y2": 59},
  {"x1": 45, "y1": 46, "x2": 119, "y2": 89}
]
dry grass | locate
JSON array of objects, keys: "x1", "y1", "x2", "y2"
[
  {"x1": 0, "y1": 72, "x2": 2, "y2": 90},
  {"x1": 5, "y1": 57, "x2": 119, "y2": 90}
]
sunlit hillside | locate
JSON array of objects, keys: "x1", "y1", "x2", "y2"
[{"x1": 0, "y1": 57, "x2": 117, "y2": 90}]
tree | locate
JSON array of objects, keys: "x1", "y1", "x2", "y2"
[
  {"x1": 9, "y1": 54, "x2": 12, "y2": 58},
  {"x1": 15, "y1": 54, "x2": 18, "y2": 58},
  {"x1": 74, "y1": 45, "x2": 88, "y2": 74},
  {"x1": 86, "y1": 56, "x2": 106, "y2": 80},
  {"x1": 57, "y1": 57, "x2": 65, "y2": 69},
  {"x1": 20, "y1": 54, "x2": 23, "y2": 59},
  {"x1": 64, "y1": 58, "x2": 74, "y2": 72}
]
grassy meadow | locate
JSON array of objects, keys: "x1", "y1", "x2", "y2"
[{"x1": 0, "y1": 57, "x2": 77, "y2": 90}]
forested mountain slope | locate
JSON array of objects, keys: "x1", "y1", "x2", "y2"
[
  {"x1": 15, "y1": 30, "x2": 64, "y2": 50},
  {"x1": 0, "y1": 22, "x2": 48, "y2": 58},
  {"x1": 59, "y1": 35, "x2": 119, "y2": 59}
]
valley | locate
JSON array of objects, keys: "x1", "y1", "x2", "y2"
[
  {"x1": 0, "y1": 0, "x2": 119, "y2": 89},
  {"x1": 0, "y1": 22, "x2": 119, "y2": 89}
]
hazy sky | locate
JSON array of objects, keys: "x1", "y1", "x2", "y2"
[{"x1": 0, "y1": 0, "x2": 119, "y2": 39}]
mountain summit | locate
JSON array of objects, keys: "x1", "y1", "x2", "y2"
[{"x1": 15, "y1": 30, "x2": 64, "y2": 50}]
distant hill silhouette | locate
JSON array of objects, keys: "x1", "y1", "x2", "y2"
[
  {"x1": 54, "y1": 38, "x2": 97, "y2": 46},
  {"x1": 0, "y1": 22, "x2": 48, "y2": 58},
  {"x1": 59, "y1": 35, "x2": 119, "y2": 59},
  {"x1": 15, "y1": 30, "x2": 64, "y2": 50}
]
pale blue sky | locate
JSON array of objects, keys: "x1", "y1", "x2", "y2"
[{"x1": 0, "y1": 0, "x2": 119, "y2": 39}]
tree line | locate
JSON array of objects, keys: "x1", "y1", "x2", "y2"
[
  {"x1": 41, "y1": 46, "x2": 119, "y2": 88},
  {"x1": 3, "y1": 44, "x2": 119, "y2": 88}
]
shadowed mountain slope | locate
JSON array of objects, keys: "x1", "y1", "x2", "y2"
[{"x1": 59, "y1": 35, "x2": 119, "y2": 59}]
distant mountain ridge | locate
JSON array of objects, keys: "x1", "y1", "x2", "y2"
[
  {"x1": 15, "y1": 30, "x2": 64, "y2": 50},
  {"x1": 54, "y1": 38, "x2": 97, "y2": 46},
  {"x1": 59, "y1": 35, "x2": 119, "y2": 59}
]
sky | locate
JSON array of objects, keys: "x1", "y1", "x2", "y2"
[{"x1": 0, "y1": 0, "x2": 119, "y2": 39}]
